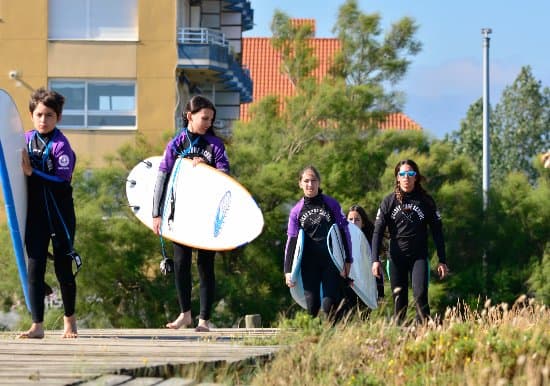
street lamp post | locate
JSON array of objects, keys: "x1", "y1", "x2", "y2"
[
  {"x1": 481, "y1": 28, "x2": 492, "y2": 293},
  {"x1": 481, "y1": 28, "x2": 492, "y2": 211}
]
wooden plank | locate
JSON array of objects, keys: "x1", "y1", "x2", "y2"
[
  {"x1": 78, "y1": 374, "x2": 132, "y2": 386},
  {"x1": 0, "y1": 328, "x2": 279, "y2": 385},
  {"x1": 156, "y1": 379, "x2": 196, "y2": 386}
]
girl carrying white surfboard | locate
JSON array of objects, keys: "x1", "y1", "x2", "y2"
[{"x1": 152, "y1": 95, "x2": 229, "y2": 332}]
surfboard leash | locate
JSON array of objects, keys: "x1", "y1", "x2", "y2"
[
  {"x1": 44, "y1": 187, "x2": 82, "y2": 277},
  {"x1": 158, "y1": 128, "x2": 199, "y2": 275}
]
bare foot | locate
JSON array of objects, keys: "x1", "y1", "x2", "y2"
[
  {"x1": 18, "y1": 322, "x2": 44, "y2": 339},
  {"x1": 166, "y1": 311, "x2": 192, "y2": 329},
  {"x1": 195, "y1": 319, "x2": 211, "y2": 332},
  {"x1": 62, "y1": 315, "x2": 78, "y2": 338}
]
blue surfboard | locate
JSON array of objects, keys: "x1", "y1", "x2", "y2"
[{"x1": 0, "y1": 89, "x2": 30, "y2": 310}]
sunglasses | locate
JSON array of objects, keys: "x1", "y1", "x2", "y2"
[{"x1": 398, "y1": 170, "x2": 417, "y2": 177}]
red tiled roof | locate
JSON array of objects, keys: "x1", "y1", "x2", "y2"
[
  {"x1": 290, "y1": 18, "x2": 316, "y2": 35},
  {"x1": 379, "y1": 112, "x2": 422, "y2": 131},
  {"x1": 241, "y1": 20, "x2": 421, "y2": 131}
]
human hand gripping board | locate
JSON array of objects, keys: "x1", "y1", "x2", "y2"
[
  {"x1": 126, "y1": 156, "x2": 264, "y2": 251},
  {"x1": 0, "y1": 89, "x2": 30, "y2": 310}
]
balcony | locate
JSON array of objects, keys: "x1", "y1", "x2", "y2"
[
  {"x1": 177, "y1": 28, "x2": 252, "y2": 103},
  {"x1": 223, "y1": 0, "x2": 254, "y2": 31}
]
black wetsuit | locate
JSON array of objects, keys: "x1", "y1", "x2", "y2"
[
  {"x1": 25, "y1": 129, "x2": 77, "y2": 323},
  {"x1": 371, "y1": 189, "x2": 446, "y2": 323}
]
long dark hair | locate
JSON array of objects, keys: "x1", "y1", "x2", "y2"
[
  {"x1": 393, "y1": 159, "x2": 428, "y2": 203},
  {"x1": 348, "y1": 204, "x2": 374, "y2": 243},
  {"x1": 182, "y1": 95, "x2": 217, "y2": 136}
]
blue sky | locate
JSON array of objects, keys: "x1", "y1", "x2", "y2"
[{"x1": 244, "y1": 1, "x2": 549, "y2": 139}]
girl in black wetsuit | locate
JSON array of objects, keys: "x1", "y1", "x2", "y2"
[
  {"x1": 347, "y1": 205, "x2": 384, "y2": 300},
  {"x1": 371, "y1": 160, "x2": 449, "y2": 324}
]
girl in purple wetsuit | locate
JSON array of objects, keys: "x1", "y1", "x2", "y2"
[
  {"x1": 152, "y1": 95, "x2": 229, "y2": 332},
  {"x1": 284, "y1": 166, "x2": 352, "y2": 319}
]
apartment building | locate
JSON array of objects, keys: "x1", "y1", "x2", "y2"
[{"x1": 0, "y1": 0, "x2": 253, "y2": 166}]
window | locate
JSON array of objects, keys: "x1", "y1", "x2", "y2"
[
  {"x1": 50, "y1": 80, "x2": 136, "y2": 130},
  {"x1": 48, "y1": 0, "x2": 138, "y2": 41}
]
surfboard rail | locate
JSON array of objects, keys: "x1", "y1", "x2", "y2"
[
  {"x1": 126, "y1": 156, "x2": 264, "y2": 251},
  {"x1": 0, "y1": 89, "x2": 30, "y2": 310}
]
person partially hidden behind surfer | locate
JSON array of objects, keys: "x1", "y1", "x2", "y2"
[
  {"x1": 152, "y1": 95, "x2": 229, "y2": 332},
  {"x1": 284, "y1": 165, "x2": 353, "y2": 320},
  {"x1": 345, "y1": 205, "x2": 385, "y2": 312},
  {"x1": 20, "y1": 87, "x2": 79, "y2": 339},
  {"x1": 371, "y1": 159, "x2": 449, "y2": 325}
]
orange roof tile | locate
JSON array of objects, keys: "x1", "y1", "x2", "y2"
[
  {"x1": 290, "y1": 18, "x2": 316, "y2": 35},
  {"x1": 241, "y1": 20, "x2": 421, "y2": 131},
  {"x1": 379, "y1": 112, "x2": 421, "y2": 131}
]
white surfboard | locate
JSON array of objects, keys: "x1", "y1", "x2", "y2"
[
  {"x1": 0, "y1": 89, "x2": 30, "y2": 310},
  {"x1": 289, "y1": 229, "x2": 307, "y2": 309},
  {"x1": 328, "y1": 222, "x2": 378, "y2": 309},
  {"x1": 126, "y1": 156, "x2": 264, "y2": 251}
]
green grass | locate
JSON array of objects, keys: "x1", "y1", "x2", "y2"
[{"x1": 234, "y1": 296, "x2": 549, "y2": 386}]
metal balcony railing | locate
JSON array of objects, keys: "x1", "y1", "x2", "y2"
[{"x1": 177, "y1": 28, "x2": 228, "y2": 48}]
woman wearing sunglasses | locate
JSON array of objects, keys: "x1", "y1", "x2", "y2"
[{"x1": 371, "y1": 159, "x2": 449, "y2": 324}]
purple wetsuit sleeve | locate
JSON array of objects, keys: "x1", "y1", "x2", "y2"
[
  {"x1": 283, "y1": 200, "x2": 303, "y2": 273},
  {"x1": 210, "y1": 136, "x2": 230, "y2": 173},
  {"x1": 158, "y1": 136, "x2": 179, "y2": 173},
  {"x1": 51, "y1": 131, "x2": 75, "y2": 182}
]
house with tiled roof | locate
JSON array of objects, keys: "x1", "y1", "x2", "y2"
[{"x1": 241, "y1": 19, "x2": 421, "y2": 131}]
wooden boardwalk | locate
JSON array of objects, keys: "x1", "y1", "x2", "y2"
[{"x1": 0, "y1": 328, "x2": 281, "y2": 385}]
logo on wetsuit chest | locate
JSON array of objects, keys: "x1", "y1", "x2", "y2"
[
  {"x1": 187, "y1": 147, "x2": 213, "y2": 164},
  {"x1": 299, "y1": 207, "x2": 332, "y2": 228},
  {"x1": 391, "y1": 203, "x2": 425, "y2": 221}
]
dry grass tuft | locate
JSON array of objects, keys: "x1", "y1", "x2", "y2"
[{"x1": 248, "y1": 296, "x2": 549, "y2": 386}]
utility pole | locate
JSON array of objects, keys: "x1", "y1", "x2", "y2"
[
  {"x1": 481, "y1": 28, "x2": 492, "y2": 294},
  {"x1": 481, "y1": 28, "x2": 491, "y2": 210}
]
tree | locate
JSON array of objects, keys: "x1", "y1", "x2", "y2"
[
  {"x1": 447, "y1": 66, "x2": 550, "y2": 184},
  {"x1": 492, "y1": 66, "x2": 550, "y2": 182},
  {"x1": 270, "y1": 11, "x2": 318, "y2": 90},
  {"x1": 331, "y1": 0, "x2": 421, "y2": 87}
]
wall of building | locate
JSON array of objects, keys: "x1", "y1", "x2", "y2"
[
  {"x1": 0, "y1": 0, "x2": 180, "y2": 168},
  {"x1": 0, "y1": 0, "x2": 48, "y2": 124}
]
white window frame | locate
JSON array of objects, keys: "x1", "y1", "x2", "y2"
[
  {"x1": 50, "y1": 79, "x2": 137, "y2": 131},
  {"x1": 48, "y1": 0, "x2": 138, "y2": 41}
]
